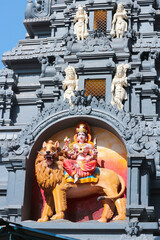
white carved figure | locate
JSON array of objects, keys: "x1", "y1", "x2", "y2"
[
  {"x1": 110, "y1": 2, "x2": 128, "y2": 38},
  {"x1": 111, "y1": 64, "x2": 129, "y2": 110},
  {"x1": 74, "y1": 5, "x2": 89, "y2": 41},
  {"x1": 63, "y1": 66, "x2": 79, "y2": 105}
]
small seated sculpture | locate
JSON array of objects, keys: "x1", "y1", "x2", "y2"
[
  {"x1": 63, "y1": 121, "x2": 98, "y2": 183},
  {"x1": 74, "y1": 5, "x2": 89, "y2": 41},
  {"x1": 62, "y1": 65, "x2": 79, "y2": 105},
  {"x1": 110, "y1": 2, "x2": 128, "y2": 38},
  {"x1": 111, "y1": 63, "x2": 129, "y2": 110}
]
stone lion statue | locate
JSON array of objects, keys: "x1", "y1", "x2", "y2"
[{"x1": 35, "y1": 140, "x2": 126, "y2": 223}]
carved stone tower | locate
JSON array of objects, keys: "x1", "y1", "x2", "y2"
[{"x1": 0, "y1": 0, "x2": 160, "y2": 239}]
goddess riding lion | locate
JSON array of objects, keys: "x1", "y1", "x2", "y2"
[{"x1": 35, "y1": 139, "x2": 126, "y2": 223}]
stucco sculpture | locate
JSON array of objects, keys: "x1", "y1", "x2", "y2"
[
  {"x1": 35, "y1": 140, "x2": 66, "y2": 222},
  {"x1": 35, "y1": 122, "x2": 126, "y2": 223},
  {"x1": 63, "y1": 121, "x2": 98, "y2": 183},
  {"x1": 74, "y1": 5, "x2": 89, "y2": 40},
  {"x1": 62, "y1": 65, "x2": 79, "y2": 105},
  {"x1": 111, "y1": 64, "x2": 129, "y2": 110},
  {"x1": 110, "y1": 2, "x2": 128, "y2": 38}
]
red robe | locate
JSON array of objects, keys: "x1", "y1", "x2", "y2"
[{"x1": 63, "y1": 159, "x2": 97, "y2": 178}]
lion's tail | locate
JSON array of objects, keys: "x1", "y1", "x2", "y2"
[{"x1": 97, "y1": 174, "x2": 126, "y2": 201}]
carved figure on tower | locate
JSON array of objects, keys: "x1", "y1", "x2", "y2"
[
  {"x1": 110, "y1": 2, "x2": 128, "y2": 38},
  {"x1": 62, "y1": 65, "x2": 79, "y2": 105},
  {"x1": 63, "y1": 121, "x2": 98, "y2": 183},
  {"x1": 74, "y1": 5, "x2": 89, "y2": 41},
  {"x1": 111, "y1": 64, "x2": 129, "y2": 110}
]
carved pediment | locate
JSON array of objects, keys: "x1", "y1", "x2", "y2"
[{"x1": 1, "y1": 91, "x2": 159, "y2": 162}]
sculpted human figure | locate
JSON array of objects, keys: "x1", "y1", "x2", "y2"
[
  {"x1": 63, "y1": 121, "x2": 97, "y2": 183},
  {"x1": 62, "y1": 65, "x2": 79, "y2": 105},
  {"x1": 111, "y1": 64, "x2": 129, "y2": 110},
  {"x1": 110, "y1": 2, "x2": 128, "y2": 38},
  {"x1": 74, "y1": 5, "x2": 89, "y2": 41}
]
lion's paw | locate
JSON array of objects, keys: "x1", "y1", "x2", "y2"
[
  {"x1": 97, "y1": 217, "x2": 107, "y2": 223},
  {"x1": 37, "y1": 216, "x2": 49, "y2": 222},
  {"x1": 50, "y1": 212, "x2": 64, "y2": 221},
  {"x1": 112, "y1": 214, "x2": 126, "y2": 221}
]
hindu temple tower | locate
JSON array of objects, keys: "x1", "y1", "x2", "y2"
[{"x1": 0, "y1": 0, "x2": 160, "y2": 239}]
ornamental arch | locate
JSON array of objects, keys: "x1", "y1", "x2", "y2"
[
  {"x1": 4, "y1": 96, "x2": 156, "y2": 222},
  {"x1": 23, "y1": 113, "x2": 128, "y2": 221}
]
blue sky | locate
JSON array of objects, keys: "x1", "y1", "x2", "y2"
[{"x1": 0, "y1": 1, "x2": 27, "y2": 69}]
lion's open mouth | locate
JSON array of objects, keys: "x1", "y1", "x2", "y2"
[{"x1": 45, "y1": 155, "x2": 54, "y2": 165}]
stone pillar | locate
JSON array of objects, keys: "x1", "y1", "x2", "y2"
[
  {"x1": 51, "y1": 24, "x2": 56, "y2": 37},
  {"x1": 106, "y1": 74, "x2": 112, "y2": 105},
  {"x1": 89, "y1": 11, "x2": 94, "y2": 31},
  {"x1": 126, "y1": 155, "x2": 155, "y2": 221},
  {"x1": 134, "y1": 87, "x2": 142, "y2": 114},
  {"x1": 151, "y1": 96, "x2": 158, "y2": 115},
  {"x1": 4, "y1": 156, "x2": 26, "y2": 222},
  {"x1": 0, "y1": 89, "x2": 5, "y2": 125},
  {"x1": 107, "y1": 10, "x2": 112, "y2": 33},
  {"x1": 4, "y1": 90, "x2": 14, "y2": 126},
  {"x1": 36, "y1": 89, "x2": 44, "y2": 113}
]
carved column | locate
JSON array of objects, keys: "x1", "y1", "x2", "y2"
[
  {"x1": 51, "y1": 25, "x2": 56, "y2": 37},
  {"x1": 89, "y1": 10, "x2": 94, "y2": 32},
  {"x1": 64, "y1": 8, "x2": 72, "y2": 35},
  {"x1": 126, "y1": 155, "x2": 155, "y2": 221},
  {"x1": 151, "y1": 96, "x2": 158, "y2": 115},
  {"x1": 4, "y1": 90, "x2": 14, "y2": 126},
  {"x1": 0, "y1": 89, "x2": 5, "y2": 125},
  {"x1": 3, "y1": 156, "x2": 26, "y2": 222},
  {"x1": 106, "y1": 74, "x2": 112, "y2": 105},
  {"x1": 106, "y1": 10, "x2": 112, "y2": 33},
  {"x1": 134, "y1": 86, "x2": 142, "y2": 114},
  {"x1": 36, "y1": 89, "x2": 44, "y2": 113}
]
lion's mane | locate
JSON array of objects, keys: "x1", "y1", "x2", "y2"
[{"x1": 35, "y1": 151, "x2": 64, "y2": 192}]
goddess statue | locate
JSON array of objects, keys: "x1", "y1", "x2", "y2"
[
  {"x1": 111, "y1": 64, "x2": 129, "y2": 110},
  {"x1": 110, "y1": 2, "x2": 128, "y2": 38},
  {"x1": 63, "y1": 121, "x2": 98, "y2": 183},
  {"x1": 74, "y1": 5, "x2": 89, "y2": 41},
  {"x1": 62, "y1": 65, "x2": 79, "y2": 105}
]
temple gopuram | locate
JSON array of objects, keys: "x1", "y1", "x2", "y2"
[{"x1": 1, "y1": 0, "x2": 160, "y2": 239}]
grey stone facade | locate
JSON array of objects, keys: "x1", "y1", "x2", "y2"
[{"x1": 1, "y1": 0, "x2": 160, "y2": 239}]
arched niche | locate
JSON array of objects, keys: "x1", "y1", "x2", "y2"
[{"x1": 23, "y1": 116, "x2": 127, "y2": 221}]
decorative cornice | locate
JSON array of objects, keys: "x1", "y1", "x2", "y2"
[
  {"x1": 2, "y1": 41, "x2": 67, "y2": 61},
  {"x1": 1, "y1": 91, "x2": 159, "y2": 166},
  {"x1": 23, "y1": 17, "x2": 50, "y2": 23}
]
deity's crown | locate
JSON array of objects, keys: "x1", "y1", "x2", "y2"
[
  {"x1": 65, "y1": 65, "x2": 75, "y2": 74},
  {"x1": 76, "y1": 121, "x2": 90, "y2": 134},
  {"x1": 78, "y1": 5, "x2": 83, "y2": 10}
]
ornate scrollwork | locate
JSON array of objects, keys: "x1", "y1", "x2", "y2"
[
  {"x1": 69, "y1": 90, "x2": 92, "y2": 115},
  {"x1": 80, "y1": 30, "x2": 112, "y2": 52},
  {"x1": 25, "y1": 0, "x2": 50, "y2": 19},
  {"x1": 120, "y1": 221, "x2": 148, "y2": 240},
  {"x1": 125, "y1": 221, "x2": 143, "y2": 236}
]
